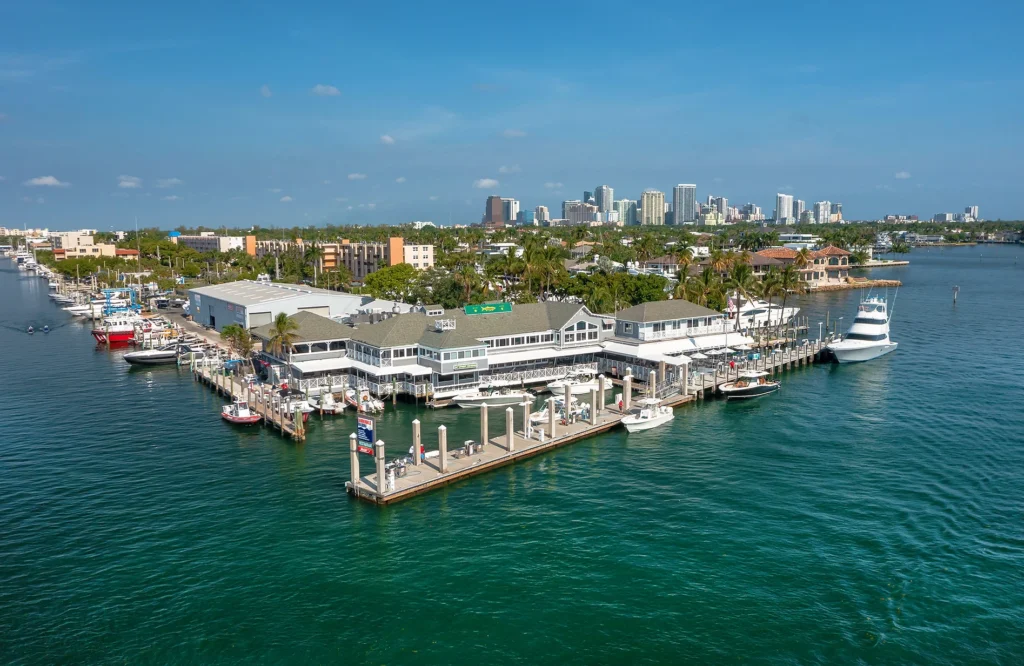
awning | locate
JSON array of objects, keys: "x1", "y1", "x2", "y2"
[
  {"x1": 486, "y1": 344, "x2": 603, "y2": 365},
  {"x1": 292, "y1": 357, "x2": 351, "y2": 373},
  {"x1": 347, "y1": 358, "x2": 432, "y2": 377}
]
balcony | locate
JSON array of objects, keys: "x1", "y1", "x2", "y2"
[{"x1": 637, "y1": 321, "x2": 729, "y2": 341}]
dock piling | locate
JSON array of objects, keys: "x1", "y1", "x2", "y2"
[
  {"x1": 349, "y1": 433, "x2": 359, "y2": 488},
  {"x1": 375, "y1": 440, "x2": 386, "y2": 495},
  {"x1": 438, "y1": 425, "x2": 448, "y2": 472},
  {"x1": 480, "y1": 404, "x2": 489, "y2": 450},
  {"x1": 412, "y1": 419, "x2": 421, "y2": 466},
  {"x1": 623, "y1": 375, "x2": 632, "y2": 411},
  {"x1": 589, "y1": 388, "x2": 597, "y2": 425},
  {"x1": 597, "y1": 374, "x2": 606, "y2": 413},
  {"x1": 547, "y1": 397, "x2": 557, "y2": 438},
  {"x1": 564, "y1": 384, "x2": 572, "y2": 423},
  {"x1": 506, "y1": 407, "x2": 514, "y2": 452},
  {"x1": 649, "y1": 370, "x2": 657, "y2": 399}
]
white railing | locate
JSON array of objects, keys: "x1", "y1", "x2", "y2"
[
  {"x1": 295, "y1": 374, "x2": 350, "y2": 392},
  {"x1": 638, "y1": 322, "x2": 729, "y2": 341},
  {"x1": 486, "y1": 362, "x2": 598, "y2": 385}
]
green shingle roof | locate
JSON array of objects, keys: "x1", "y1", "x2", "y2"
[
  {"x1": 250, "y1": 311, "x2": 352, "y2": 343},
  {"x1": 614, "y1": 299, "x2": 721, "y2": 323}
]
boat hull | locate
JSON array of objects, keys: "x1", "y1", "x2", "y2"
[
  {"x1": 92, "y1": 329, "x2": 135, "y2": 344},
  {"x1": 830, "y1": 342, "x2": 898, "y2": 363},
  {"x1": 221, "y1": 412, "x2": 262, "y2": 425},
  {"x1": 124, "y1": 352, "x2": 179, "y2": 365},
  {"x1": 623, "y1": 413, "x2": 675, "y2": 432},
  {"x1": 720, "y1": 384, "x2": 780, "y2": 400},
  {"x1": 455, "y1": 394, "x2": 529, "y2": 408}
]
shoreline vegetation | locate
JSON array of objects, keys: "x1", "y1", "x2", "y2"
[{"x1": 2, "y1": 221, "x2": 1017, "y2": 312}]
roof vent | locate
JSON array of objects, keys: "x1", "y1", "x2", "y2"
[{"x1": 434, "y1": 319, "x2": 456, "y2": 331}]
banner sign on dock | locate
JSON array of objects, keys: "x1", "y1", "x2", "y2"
[
  {"x1": 357, "y1": 416, "x2": 375, "y2": 446},
  {"x1": 356, "y1": 444, "x2": 374, "y2": 456},
  {"x1": 464, "y1": 302, "x2": 512, "y2": 316}
]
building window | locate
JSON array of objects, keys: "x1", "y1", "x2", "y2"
[
  {"x1": 528, "y1": 335, "x2": 538, "y2": 344},
  {"x1": 513, "y1": 337, "x2": 523, "y2": 345},
  {"x1": 588, "y1": 331, "x2": 598, "y2": 340},
  {"x1": 542, "y1": 334, "x2": 553, "y2": 342},
  {"x1": 577, "y1": 321, "x2": 586, "y2": 331},
  {"x1": 458, "y1": 351, "x2": 466, "y2": 359},
  {"x1": 564, "y1": 333, "x2": 575, "y2": 342},
  {"x1": 443, "y1": 352, "x2": 452, "y2": 360}
]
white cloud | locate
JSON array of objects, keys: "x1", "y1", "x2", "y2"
[
  {"x1": 260, "y1": 84, "x2": 272, "y2": 98},
  {"x1": 395, "y1": 176, "x2": 406, "y2": 183},
  {"x1": 544, "y1": 181, "x2": 563, "y2": 189},
  {"x1": 162, "y1": 195, "x2": 181, "y2": 201},
  {"x1": 118, "y1": 175, "x2": 142, "y2": 189},
  {"x1": 473, "y1": 178, "x2": 499, "y2": 189},
  {"x1": 280, "y1": 195, "x2": 293, "y2": 202},
  {"x1": 347, "y1": 205, "x2": 354, "y2": 210},
  {"x1": 24, "y1": 175, "x2": 69, "y2": 187},
  {"x1": 502, "y1": 128, "x2": 527, "y2": 138},
  {"x1": 894, "y1": 170, "x2": 911, "y2": 179},
  {"x1": 268, "y1": 187, "x2": 282, "y2": 193},
  {"x1": 323, "y1": 179, "x2": 331, "y2": 185},
  {"x1": 380, "y1": 134, "x2": 395, "y2": 145},
  {"x1": 311, "y1": 84, "x2": 340, "y2": 96},
  {"x1": 498, "y1": 165, "x2": 521, "y2": 174},
  {"x1": 429, "y1": 195, "x2": 438, "y2": 200},
  {"x1": 348, "y1": 173, "x2": 367, "y2": 180},
  {"x1": 156, "y1": 177, "x2": 183, "y2": 188}
]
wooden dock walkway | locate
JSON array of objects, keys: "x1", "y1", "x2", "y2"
[{"x1": 193, "y1": 365, "x2": 306, "y2": 440}]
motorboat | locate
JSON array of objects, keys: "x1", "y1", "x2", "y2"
[
  {"x1": 274, "y1": 388, "x2": 314, "y2": 422},
  {"x1": 544, "y1": 370, "x2": 609, "y2": 396},
  {"x1": 719, "y1": 371, "x2": 780, "y2": 400},
  {"x1": 453, "y1": 385, "x2": 534, "y2": 408},
  {"x1": 310, "y1": 392, "x2": 345, "y2": 415},
  {"x1": 827, "y1": 294, "x2": 898, "y2": 363},
  {"x1": 530, "y1": 395, "x2": 589, "y2": 425},
  {"x1": 221, "y1": 397, "x2": 262, "y2": 425},
  {"x1": 345, "y1": 388, "x2": 385, "y2": 413},
  {"x1": 91, "y1": 314, "x2": 146, "y2": 344},
  {"x1": 124, "y1": 343, "x2": 186, "y2": 366},
  {"x1": 62, "y1": 304, "x2": 93, "y2": 317},
  {"x1": 727, "y1": 297, "x2": 800, "y2": 330},
  {"x1": 622, "y1": 398, "x2": 675, "y2": 432}
]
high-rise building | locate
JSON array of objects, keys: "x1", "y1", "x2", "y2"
[
  {"x1": 535, "y1": 205, "x2": 550, "y2": 223},
  {"x1": 614, "y1": 199, "x2": 637, "y2": 226},
  {"x1": 483, "y1": 196, "x2": 505, "y2": 228},
  {"x1": 830, "y1": 202, "x2": 843, "y2": 215},
  {"x1": 501, "y1": 198, "x2": 519, "y2": 226},
  {"x1": 672, "y1": 184, "x2": 697, "y2": 225},
  {"x1": 775, "y1": 193, "x2": 794, "y2": 224},
  {"x1": 813, "y1": 201, "x2": 831, "y2": 225},
  {"x1": 583, "y1": 191, "x2": 594, "y2": 205},
  {"x1": 800, "y1": 210, "x2": 816, "y2": 224},
  {"x1": 741, "y1": 203, "x2": 764, "y2": 222},
  {"x1": 517, "y1": 210, "x2": 536, "y2": 226},
  {"x1": 594, "y1": 185, "x2": 614, "y2": 213},
  {"x1": 563, "y1": 200, "x2": 598, "y2": 225},
  {"x1": 965, "y1": 205, "x2": 979, "y2": 219},
  {"x1": 713, "y1": 196, "x2": 729, "y2": 220},
  {"x1": 640, "y1": 189, "x2": 666, "y2": 226},
  {"x1": 794, "y1": 199, "x2": 806, "y2": 224}
]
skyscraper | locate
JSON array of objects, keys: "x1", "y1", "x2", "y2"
[
  {"x1": 594, "y1": 185, "x2": 614, "y2": 213},
  {"x1": 614, "y1": 199, "x2": 637, "y2": 226},
  {"x1": 563, "y1": 200, "x2": 598, "y2": 225},
  {"x1": 794, "y1": 199, "x2": 806, "y2": 224},
  {"x1": 483, "y1": 195, "x2": 505, "y2": 228},
  {"x1": 965, "y1": 205, "x2": 979, "y2": 219},
  {"x1": 583, "y1": 191, "x2": 594, "y2": 205},
  {"x1": 640, "y1": 190, "x2": 666, "y2": 226},
  {"x1": 813, "y1": 201, "x2": 831, "y2": 225},
  {"x1": 775, "y1": 193, "x2": 794, "y2": 224},
  {"x1": 673, "y1": 184, "x2": 697, "y2": 225},
  {"x1": 713, "y1": 196, "x2": 728, "y2": 221},
  {"x1": 535, "y1": 205, "x2": 550, "y2": 223},
  {"x1": 501, "y1": 198, "x2": 519, "y2": 226}
]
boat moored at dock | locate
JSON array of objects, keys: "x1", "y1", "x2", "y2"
[
  {"x1": 827, "y1": 294, "x2": 898, "y2": 363},
  {"x1": 453, "y1": 385, "x2": 534, "y2": 408},
  {"x1": 622, "y1": 398, "x2": 675, "y2": 432},
  {"x1": 719, "y1": 371, "x2": 780, "y2": 399},
  {"x1": 221, "y1": 397, "x2": 262, "y2": 425}
]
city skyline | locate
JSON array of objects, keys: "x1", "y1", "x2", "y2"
[{"x1": 2, "y1": 1, "x2": 1021, "y2": 231}]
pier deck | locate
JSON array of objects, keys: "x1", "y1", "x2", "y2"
[{"x1": 193, "y1": 365, "x2": 306, "y2": 440}]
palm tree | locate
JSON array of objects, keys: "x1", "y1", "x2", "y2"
[
  {"x1": 758, "y1": 267, "x2": 784, "y2": 334},
  {"x1": 220, "y1": 323, "x2": 256, "y2": 372},
  {"x1": 673, "y1": 245, "x2": 694, "y2": 281},
  {"x1": 794, "y1": 247, "x2": 812, "y2": 269},
  {"x1": 635, "y1": 234, "x2": 660, "y2": 270},
  {"x1": 725, "y1": 263, "x2": 757, "y2": 331},
  {"x1": 684, "y1": 267, "x2": 725, "y2": 309},
  {"x1": 455, "y1": 264, "x2": 480, "y2": 301},
  {"x1": 268, "y1": 312, "x2": 299, "y2": 359},
  {"x1": 709, "y1": 248, "x2": 729, "y2": 275},
  {"x1": 584, "y1": 283, "x2": 615, "y2": 314},
  {"x1": 776, "y1": 264, "x2": 805, "y2": 338}
]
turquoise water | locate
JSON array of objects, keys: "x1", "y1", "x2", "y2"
[{"x1": 1, "y1": 246, "x2": 1022, "y2": 663}]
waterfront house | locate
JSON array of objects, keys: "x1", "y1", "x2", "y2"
[{"x1": 755, "y1": 246, "x2": 850, "y2": 287}]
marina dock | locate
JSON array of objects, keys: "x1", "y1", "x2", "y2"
[
  {"x1": 347, "y1": 338, "x2": 828, "y2": 505},
  {"x1": 193, "y1": 365, "x2": 306, "y2": 440}
]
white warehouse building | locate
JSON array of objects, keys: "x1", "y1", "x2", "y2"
[{"x1": 189, "y1": 281, "x2": 372, "y2": 331}]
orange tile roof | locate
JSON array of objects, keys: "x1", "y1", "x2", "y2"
[
  {"x1": 755, "y1": 247, "x2": 798, "y2": 259},
  {"x1": 812, "y1": 245, "x2": 851, "y2": 257}
]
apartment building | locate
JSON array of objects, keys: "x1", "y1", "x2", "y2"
[{"x1": 173, "y1": 232, "x2": 255, "y2": 255}]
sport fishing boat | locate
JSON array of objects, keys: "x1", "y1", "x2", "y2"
[
  {"x1": 345, "y1": 387, "x2": 385, "y2": 413},
  {"x1": 91, "y1": 314, "x2": 146, "y2": 344},
  {"x1": 622, "y1": 398, "x2": 675, "y2": 432},
  {"x1": 718, "y1": 371, "x2": 780, "y2": 400},
  {"x1": 274, "y1": 388, "x2": 314, "y2": 422},
  {"x1": 827, "y1": 294, "x2": 898, "y2": 363},
  {"x1": 123, "y1": 342, "x2": 189, "y2": 366},
  {"x1": 221, "y1": 397, "x2": 262, "y2": 425},
  {"x1": 453, "y1": 385, "x2": 534, "y2": 408},
  {"x1": 544, "y1": 370, "x2": 609, "y2": 396}
]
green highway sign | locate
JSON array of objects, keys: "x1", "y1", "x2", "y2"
[{"x1": 464, "y1": 302, "x2": 512, "y2": 316}]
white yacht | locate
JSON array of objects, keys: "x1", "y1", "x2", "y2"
[
  {"x1": 622, "y1": 398, "x2": 675, "y2": 432},
  {"x1": 727, "y1": 297, "x2": 799, "y2": 330},
  {"x1": 827, "y1": 294, "x2": 898, "y2": 363},
  {"x1": 453, "y1": 385, "x2": 534, "y2": 408},
  {"x1": 544, "y1": 370, "x2": 610, "y2": 396}
]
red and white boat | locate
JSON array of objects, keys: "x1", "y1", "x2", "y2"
[
  {"x1": 91, "y1": 314, "x2": 147, "y2": 345},
  {"x1": 221, "y1": 397, "x2": 262, "y2": 425}
]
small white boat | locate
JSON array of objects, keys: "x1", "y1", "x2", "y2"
[
  {"x1": 311, "y1": 392, "x2": 345, "y2": 414},
  {"x1": 453, "y1": 385, "x2": 534, "y2": 408},
  {"x1": 622, "y1": 398, "x2": 675, "y2": 432},
  {"x1": 275, "y1": 388, "x2": 314, "y2": 422},
  {"x1": 827, "y1": 294, "x2": 898, "y2": 363},
  {"x1": 222, "y1": 397, "x2": 262, "y2": 425},
  {"x1": 544, "y1": 370, "x2": 609, "y2": 396},
  {"x1": 124, "y1": 343, "x2": 184, "y2": 366},
  {"x1": 345, "y1": 388, "x2": 384, "y2": 413},
  {"x1": 719, "y1": 371, "x2": 780, "y2": 399}
]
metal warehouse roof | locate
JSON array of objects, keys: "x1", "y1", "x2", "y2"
[{"x1": 189, "y1": 280, "x2": 363, "y2": 307}]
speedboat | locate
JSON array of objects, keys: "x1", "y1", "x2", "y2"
[
  {"x1": 274, "y1": 388, "x2": 314, "y2": 422},
  {"x1": 222, "y1": 397, "x2": 262, "y2": 425},
  {"x1": 62, "y1": 304, "x2": 93, "y2": 317},
  {"x1": 719, "y1": 371, "x2": 780, "y2": 400},
  {"x1": 622, "y1": 398, "x2": 675, "y2": 432},
  {"x1": 453, "y1": 385, "x2": 534, "y2": 408},
  {"x1": 827, "y1": 294, "x2": 898, "y2": 363},
  {"x1": 310, "y1": 392, "x2": 345, "y2": 414},
  {"x1": 529, "y1": 395, "x2": 589, "y2": 424},
  {"x1": 124, "y1": 343, "x2": 185, "y2": 366},
  {"x1": 544, "y1": 370, "x2": 609, "y2": 396},
  {"x1": 345, "y1": 388, "x2": 385, "y2": 413}
]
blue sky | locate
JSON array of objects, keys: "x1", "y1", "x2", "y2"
[{"x1": 2, "y1": 0, "x2": 1023, "y2": 230}]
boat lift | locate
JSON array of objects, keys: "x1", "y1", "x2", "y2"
[{"x1": 101, "y1": 287, "x2": 142, "y2": 317}]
